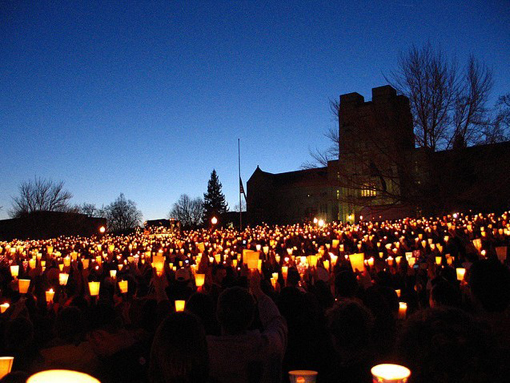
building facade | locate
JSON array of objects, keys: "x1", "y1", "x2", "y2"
[{"x1": 247, "y1": 85, "x2": 510, "y2": 225}]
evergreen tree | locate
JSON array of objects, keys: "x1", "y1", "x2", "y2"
[{"x1": 203, "y1": 169, "x2": 228, "y2": 226}]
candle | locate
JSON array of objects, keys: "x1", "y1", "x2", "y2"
[
  {"x1": 435, "y1": 256, "x2": 442, "y2": 265},
  {"x1": 371, "y1": 364, "x2": 411, "y2": 383},
  {"x1": 45, "y1": 288, "x2": 55, "y2": 303},
  {"x1": 0, "y1": 357, "x2": 14, "y2": 380},
  {"x1": 152, "y1": 255, "x2": 165, "y2": 276},
  {"x1": 0, "y1": 303, "x2": 9, "y2": 314},
  {"x1": 88, "y1": 281, "x2": 100, "y2": 296},
  {"x1": 281, "y1": 266, "x2": 288, "y2": 280},
  {"x1": 18, "y1": 279, "x2": 31, "y2": 294},
  {"x1": 195, "y1": 274, "x2": 205, "y2": 288},
  {"x1": 27, "y1": 369, "x2": 100, "y2": 383},
  {"x1": 10, "y1": 265, "x2": 19, "y2": 278},
  {"x1": 398, "y1": 302, "x2": 407, "y2": 320},
  {"x1": 456, "y1": 268, "x2": 466, "y2": 281},
  {"x1": 118, "y1": 280, "x2": 128, "y2": 294},
  {"x1": 349, "y1": 253, "x2": 365, "y2": 272},
  {"x1": 109, "y1": 270, "x2": 117, "y2": 279},
  {"x1": 82, "y1": 259, "x2": 90, "y2": 269},
  {"x1": 29, "y1": 258, "x2": 36, "y2": 269},
  {"x1": 395, "y1": 289, "x2": 401, "y2": 298},
  {"x1": 175, "y1": 300, "x2": 186, "y2": 312},
  {"x1": 59, "y1": 273, "x2": 69, "y2": 286}
]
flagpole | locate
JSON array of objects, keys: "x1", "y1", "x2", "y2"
[{"x1": 238, "y1": 138, "x2": 242, "y2": 231}]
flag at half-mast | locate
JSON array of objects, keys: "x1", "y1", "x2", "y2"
[{"x1": 239, "y1": 178, "x2": 246, "y2": 198}]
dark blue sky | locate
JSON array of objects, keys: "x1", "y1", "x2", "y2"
[{"x1": 1, "y1": 0, "x2": 509, "y2": 220}]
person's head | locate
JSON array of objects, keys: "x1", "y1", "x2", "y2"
[
  {"x1": 334, "y1": 270, "x2": 358, "y2": 299},
  {"x1": 326, "y1": 299, "x2": 373, "y2": 357},
  {"x1": 469, "y1": 259, "x2": 510, "y2": 313},
  {"x1": 55, "y1": 306, "x2": 86, "y2": 344},
  {"x1": 429, "y1": 280, "x2": 461, "y2": 308},
  {"x1": 217, "y1": 286, "x2": 255, "y2": 335},
  {"x1": 397, "y1": 307, "x2": 497, "y2": 382},
  {"x1": 150, "y1": 312, "x2": 209, "y2": 383},
  {"x1": 5, "y1": 316, "x2": 34, "y2": 352}
]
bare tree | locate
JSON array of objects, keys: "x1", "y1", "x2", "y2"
[
  {"x1": 10, "y1": 177, "x2": 73, "y2": 218},
  {"x1": 484, "y1": 93, "x2": 510, "y2": 144},
  {"x1": 78, "y1": 203, "x2": 99, "y2": 217},
  {"x1": 451, "y1": 55, "x2": 494, "y2": 148},
  {"x1": 169, "y1": 194, "x2": 203, "y2": 229},
  {"x1": 100, "y1": 193, "x2": 142, "y2": 232},
  {"x1": 388, "y1": 43, "x2": 459, "y2": 151}
]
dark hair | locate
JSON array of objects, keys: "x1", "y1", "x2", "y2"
[
  {"x1": 469, "y1": 259, "x2": 510, "y2": 313},
  {"x1": 397, "y1": 307, "x2": 498, "y2": 382},
  {"x1": 216, "y1": 287, "x2": 255, "y2": 335},
  {"x1": 334, "y1": 270, "x2": 358, "y2": 298},
  {"x1": 430, "y1": 280, "x2": 461, "y2": 308},
  {"x1": 55, "y1": 306, "x2": 85, "y2": 344},
  {"x1": 326, "y1": 299, "x2": 373, "y2": 354},
  {"x1": 149, "y1": 312, "x2": 209, "y2": 383}
]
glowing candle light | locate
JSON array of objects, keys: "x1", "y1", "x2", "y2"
[
  {"x1": 456, "y1": 268, "x2": 466, "y2": 281},
  {"x1": 45, "y1": 288, "x2": 55, "y2": 303},
  {"x1": 282, "y1": 266, "x2": 288, "y2": 280},
  {"x1": 82, "y1": 259, "x2": 90, "y2": 269},
  {"x1": 27, "y1": 369, "x2": 100, "y2": 383},
  {"x1": 118, "y1": 280, "x2": 128, "y2": 294},
  {"x1": 195, "y1": 274, "x2": 205, "y2": 288},
  {"x1": 175, "y1": 300, "x2": 185, "y2": 312},
  {"x1": 18, "y1": 279, "x2": 30, "y2": 294},
  {"x1": 0, "y1": 357, "x2": 14, "y2": 380},
  {"x1": 398, "y1": 302, "x2": 407, "y2": 320},
  {"x1": 59, "y1": 273, "x2": 69, "y2": 286},
  {"x1": 0, "y1": 303, "x2": 9, "y2": 314},
  {"x1": 349, "y1": 253, "x2": 365, "y2": 272},
  {"x1": 371, "y1": 364, "x2": 411, "y2": 383},
  {"x1": 435, "y1": 256, "x2": 442, "y2": 265},
  {"x1": 288, "y1": 370, "x2": 318, "y2": 383},
  {"x1": 109, "y1": 270, "x2": 117, "y2": 279},
  {"x1": 10, "y1": 265, "x2": 19, "y2": 278},
  {"x1": 395, "y1": 289, "x2": 401, "y2": 298},
  {"x1": 88, "y1": 281, "x2": 100, "y2": 297}
]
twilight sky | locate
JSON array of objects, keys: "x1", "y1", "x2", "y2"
[{"x1": 1, "y1": 0, "x2": 509, "y2": 221}]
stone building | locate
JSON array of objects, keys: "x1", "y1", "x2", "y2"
[{"x1": 246, "y1": 85, "x2": 510, "y2": 225}]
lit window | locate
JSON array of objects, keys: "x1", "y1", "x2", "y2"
[{"x1": 361, "y1": 184, "x2": 376, "y2": 197}]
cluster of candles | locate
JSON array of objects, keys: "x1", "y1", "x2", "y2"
[
  {"x1": 0, "y1": 211, "x2": 508, "y2": 317},
  {"x1": 3, "y1": 214, "x2": 504, "y2": 382}
]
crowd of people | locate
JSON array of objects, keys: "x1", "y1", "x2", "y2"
[{"x1": 0, "y1": 211, "x2": 509, "y2": 382}]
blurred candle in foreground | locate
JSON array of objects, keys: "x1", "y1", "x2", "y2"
[
  {"x1": 175, "y1": 300, "x2": 185, "y2": 312},
  {"x1": 398, "y1": 302, "x2": 407, "y2": 320},
  {"x1": 0, "y1": 357, "x2": 14, "y2": 380},
  {"x1": 27, "y1": 369, "x2": 100, "y2": 383},
  {"x1": 371, "y1": 364, "x2": 411, "y2": 383}
]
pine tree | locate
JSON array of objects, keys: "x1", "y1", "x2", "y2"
[{"x1": 203, "y1": 169, "x2": 228, "y2": 226}]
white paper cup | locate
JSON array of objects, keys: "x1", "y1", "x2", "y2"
[
  {"x1": 371, "y1": 364, "x2": 411, "y2": 383},
  {"x1": 288, "y1": 370, "x2": 318, "y2": 383},
  {"x1": 27, "y1": 369, "x2": 100, "y2": 383}
]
